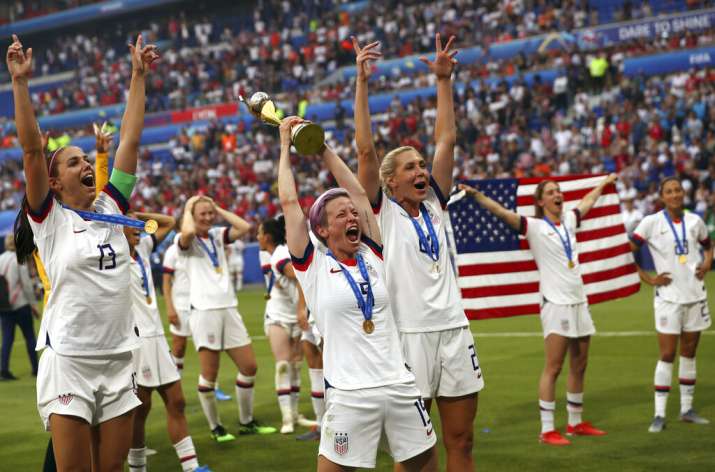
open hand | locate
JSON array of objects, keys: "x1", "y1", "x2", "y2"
[
  {"x1": 352, "y1": 37, "x2": 381, "y2": 82},
  {"x1": 93, "y1": 122, "x2": 114, "y2": 153},
  {"x1": 128, "y1": 34, "x2": 159, "y2": 75},
  {"x1": 695, "y1": 264, "x2": 710, "y2": 280},
  {"x1": 652, "y1": 272, "x2": 672, "y2": 286},
  {"x1": 6, "y1": 34, "x2": 33, "y2": 80},
  {"x1": 420, "y1": 33, "x2": 458, "y2": 80}
]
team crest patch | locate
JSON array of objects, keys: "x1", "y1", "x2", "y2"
[
  {"x1": 366, "y1": 262, "x2": 378, "y2": 279},
  {"x1": 560, "y1": 319, "x2": 569, "y2": 331},
  {"x1": 334, "y1": 432, "x2": 349, "y2": 455},
  {"x1": 208, "y1": 334, "x2": 216, "y2": 344},
  {"x1": 58, "y1": 393, "x2": 74, "y2": 406}
]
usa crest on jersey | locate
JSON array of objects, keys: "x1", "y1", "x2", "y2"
[{"x1": 334, "y1": 432, "x2": 349, "y2": 455}]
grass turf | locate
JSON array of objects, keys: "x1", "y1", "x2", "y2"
[{"x1": 0, "y1": 277, "x2": 713, "y2": 471}]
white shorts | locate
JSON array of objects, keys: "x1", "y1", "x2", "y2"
[
  {"x1": 264, "y1": 313, "x2": 301, "y2": 339},
  {"x1": 540, "y1": 301, "x2": 596, "y2": 339},
  {"x1": 169, "y1": 308, "x2": 192, "y2": 337},
  {"x1": 654, "y1": 296, "x2": 712, "y2": 334},
  {"x1": 37, "y1": 349, "x2": 141, "y2": 431},
  {"x1": 301, "y1": 325, "x2": 322, "y2": 347},
  {"x1": 320, "y1": 382, "x2": 436, "y2": 468},
  {"x1": 189, "y1": 307, "x2": 251, "y2": 351},
  {"x1": 134, "y1": 336, "x2": 181, "y2": 388},
  {"x1": 400, "y1": 327, "x2": 484, "y2": 399}
]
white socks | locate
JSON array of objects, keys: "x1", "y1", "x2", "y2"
[
  {"x1": 127, "y1": 447, "x2": 146, "y2": 472},
  {"x1": 275, "y1": 361, "x2": 293, "y2": 422},
  {"x1": 236, "y1": 373, "x2": 255, "y2": 425},
  {"x1": 290, "y1": 361, "x2": 301, "y2": 418},
  {"x1": 678, "y1": 356, "x2": 696, "y2": 414},
  {"x1": 566, "y1": 392, "x2": 584, "y2": 426},
  {"x1": 309, "y1": 368, "x2": 325, "y2": 425},
  {"x1": 197, "y1": 375, "x2": 220, "y2": 430},
  {"x1": 539, "y1": 399, "x2": 555, "y2": 434},
  {"x1": 173, "y1": 436, "x2": 199, "y2": 472},
  {"x1": 654, "y1": 360, "x2": 673, "y2": 418}
]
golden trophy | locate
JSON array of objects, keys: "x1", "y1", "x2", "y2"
[{"x1": 239, "y1": 92, "x2": 325, "y2": 156}]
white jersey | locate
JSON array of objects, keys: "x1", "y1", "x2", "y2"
[
  {"x1": 130, "y1": 236, "x2": 164, "y2": 338},
  {"x1": 28, "y1": 187, "x2": 139, "y2": 355},
  {"x1": 622, "y1": 208, "x2": 644, "y2": 235},
  {"x1": 522, "y1": 210, "x2": 587, "y2": 305},
  {"x1": 180, "y1": 226, "x2": 236, "y2": 310},
  {"x1": 633, "y1": 211, "x2": 710, "y2": 303},
  {"x1": 162, "y1": 239, "x2": 190, "y2": 312},
  {"x1": 373, "y1": 180, "x2": 469, "y2": 333},
  {"x1": 292, "y1": 239, "x2": 414, "y2": 390},
  {"x1": 0, "y1": 251, "x2": 37, "y2": 310},
  {"x1": 226, "y1": 239, "x2": 245, "y2": 271},
  {"x1": 265, "y1": 244, "x2": 299, "y2": 323}
]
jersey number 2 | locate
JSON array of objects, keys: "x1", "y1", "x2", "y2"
[{"x1": 97, "y1": 244, "x2": 116, "y2": 270}]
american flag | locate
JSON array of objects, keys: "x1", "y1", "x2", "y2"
[{"x1": 448, "y1": 175, "x2": 640, "y2": 320}]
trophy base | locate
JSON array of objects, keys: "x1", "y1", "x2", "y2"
[{"x1": 291, "y1": 122, "x2": 325, "y2": 156}]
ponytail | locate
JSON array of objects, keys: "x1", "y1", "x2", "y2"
[{"x1": 14, "y1": 195, "x2": 37, "y2": 265}]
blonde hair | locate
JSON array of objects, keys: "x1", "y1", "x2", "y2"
[{"x1": 379, "y1": 146, "x2": 420, "y2": 197}]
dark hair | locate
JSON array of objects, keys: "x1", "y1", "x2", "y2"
[
  {"x1": 14, "y1": 150, "x2": 62, "y2": 264},
  {"x1": 658, "y1": 176, "x2": 681, "y2": 195},
  {"x1": 262, "y1": 215, "x2": 286, "y2": 245},
  {"x1": 534, "y1": 179, "x2": 557, "y2": 219}
]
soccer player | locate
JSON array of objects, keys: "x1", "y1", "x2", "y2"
[
  {"x1": 162, "y1": 229, "x2": 191, "y2": 375},
  {"x1": 10, "y1": 34, "x2": 158, "y2": 469},
  {"x1": 226, "y1": 238, "x2": 245, "y2": 292},
  {"x1": 278, "y1": 116, "x2": 437, "y2": 471},
  {"x1": 179, "y1": 195, "x2": 276, "y2": 441},
  {"x1": 460, "y1": 174, "x2": 616, "y2": 445},
  {"x1": 123, "y1": 212, "x2": 208, "y2": 472},
  {"x1": 257, "y1": 216, "x2": 317, "y2": 433},
  {"x1": 630, "y1": 177, "x2": 712, "y2": 432},
  {"x1": 352, "y1": 35, "x2": 482, "y2": 468}
]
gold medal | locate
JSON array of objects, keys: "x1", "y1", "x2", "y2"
[
  {"x1": 143, "y1": 219, "x2": 158, "y2": 234},
  {"x1": 679, "y1": 254, "x2": 687, "y2": 264},
  {"x1": 363, "y1": 319, "x2": 374, "y2": 334},
  {"x1": 264, "y1": 293, "x2": 271, "y2": 300},
  {"x1": 146, "y1": 296, "x2": 152, "y2": 305},
  {"x1": 216, "y1": 266, "x2": 223, "y2": 274},
  {"x1": 568, "y1": 260, "x2": 575, "y2": 269}
]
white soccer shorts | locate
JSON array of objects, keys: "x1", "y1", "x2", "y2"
[
  {"x1": 168, "y1": 308, "x2": 192, "y2": 337},
  {"x1": 400, "y1": 327, "x2": 484, "y2": 399},
  {"x1": 37, "y1": 349, "x2": 141, "y2": 431},
  {"x1": 654, "y1": 296, "x2": 712, "y2": 334},
  {"x1": 264, "y1": 313, "x2": 301, "y2": 339},
  {"x1": 319, "y1": 382, "x2": 436, "y2": 468},
  {"x1": 189, "y1": 307, "x2": 252, "y2": 351},
  {"x1": 540, "y1": 301, "x2": 596, "y2": 339},
  {"x1": 300, "y1": 325, "x2": 322, "y2": 348},
  {"x1": 133, "y1": 335, "x2": 181, "y2": 388}
]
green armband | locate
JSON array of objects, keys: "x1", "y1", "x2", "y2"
[{"x1": 109, "y1": 168, "x2": 137, "y2": 200}]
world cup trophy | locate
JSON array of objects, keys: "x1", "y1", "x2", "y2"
[{"x1": 239, "y1": 91, "x2": 325, "y2": 156}]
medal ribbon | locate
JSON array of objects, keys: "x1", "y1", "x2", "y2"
[
  {"x1": 663, "y1": 210, "x2": 687, "y2": 255},
  {"x1": 328, "y1": 251, "x2": 373, "y2": 323},
  {"x1": 134, "y1": 253, "x2": 151, "y2": 300},
  {"x1": 197, "y1": 234, "x2": 220, "y2": 269},
  {"x1": 543, "y1": 216, "x2": 573, "y2": 264},
  {"x1": 407, "y1": 203, "x2": 440, "y2": 262},
  {"x1": 63, "y1": 205, "x2": 148, "y2": 231}
]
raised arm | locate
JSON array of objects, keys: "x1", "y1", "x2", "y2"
[
  {"x1": 113, "y1": 35, "x2": 158, "y2": 176},
  {"x1": 179, "y1": 195, "x2": 199, "y2": 249},
  {"x1": 576, "y1": 173, "x2": 618, "y2": 218},
  {"x1": 320, "y1": 144, "x2": 381, "y2": 245},
  {"x1": 423, "y1": 34, "x2": 458, "y2": 197},
  {"x1": 278, "y1": 117, "x2": 310, "y2": 257},
  {"x1": 352, "y1": 37, "x2": 382, "y2": 204},
  {"x1": 94, "y1": 122, "x2": 113, "y2": 194},
  {"x1": 134, "y1": 212, "x2": 175, "y2": 245},
  {"x1": 213, "y1": 204, "x2": 251, "y2": 243},
  {"x1": 7, "y1": 35, "x2": 46, "y2": 210},
  {"x1": 460, "y1": 183, "x2": 522, "y2": 232}
]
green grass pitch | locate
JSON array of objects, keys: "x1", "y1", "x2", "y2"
[{"x1": 0, "y1": 277, "x2": 713, "y2": 471}]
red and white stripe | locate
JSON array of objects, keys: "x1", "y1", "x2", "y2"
[{"x1": 457, "y1": 175, "x2": 640, "y2": 320}]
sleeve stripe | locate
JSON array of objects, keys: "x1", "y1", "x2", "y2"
[
  {"x1": 103, "y1": 182, "x2": 129, "y2": 214},
  {"x1": 223, "y1": 227, "x2": 231, "y2": 245},
  {"x1": 150, "y1": 234, "x2": 158, "y2": 252},
  {"x1": 162, "y1": 267, "x2": 175, "y2": 274},
  {"x1": 631, "y1": 233, "x2": 646, "y2": 247},
  {"x1": 276, "y1": 258, "x2": 291, "y2": 274},
  {"x1": 429, "y1": 175, "x2": 448, "y2": 209},
  {"x1": 519, "y1": 216, "x2": 528, "y2": 236},
  {"x1": 573, "y1": 208, "x2": 582, "y2": 228},
  {"x1": 290, "y1": 241, "x2": 314, "y2": 272},
  {"x1": 371, "y1": 190, "x2": 383, "y2": 215},
  {"x1": 360, "y1": 235, "x2": 383, "y2": 260},
  {"x1": 27, "y1": 193, "x2": 54, "y2": 223},
  {"x1": 700, "y1": 236, "x2": 712, "y2": 249}
]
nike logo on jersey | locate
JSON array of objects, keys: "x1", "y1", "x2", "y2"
[
  {"x1": 73, "y1": 229, "x2": 87, "y2": 233},
  {"x1": 329, "y1": 268, "x2": 342, "y2": 274},
  {"x1": 660, "y1": 229, "x2": 669, "y2": 235},
  {"x1": 426, "y1": 426, "x2": 434, "y2": 436}
]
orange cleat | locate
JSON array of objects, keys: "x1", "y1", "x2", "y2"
[
  {"x1": 539, "y1": 430, "x2": 571, "y2": 446},
  {"x1": 566, "y1": 421, "x2": 607, "y2": 436}
]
